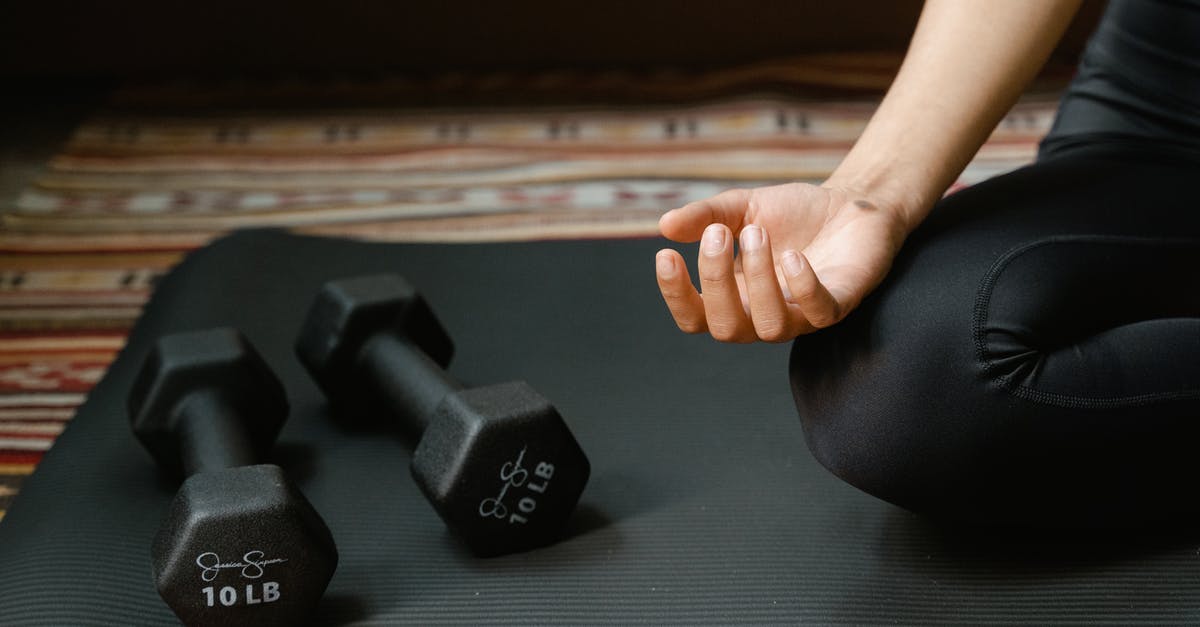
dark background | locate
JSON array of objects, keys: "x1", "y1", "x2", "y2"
[{"x1": 2, "y1": 1, "x2": 1106, "y2": 79}]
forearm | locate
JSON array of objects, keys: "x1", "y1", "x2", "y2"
[{"x1": 825, "y1": 0, "x2": 1082, "y2": 231}]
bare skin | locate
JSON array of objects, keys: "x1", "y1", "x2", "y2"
[
  {"x1": 656, "y1": 0, "x2": 1083, "y2": 343},
  {"x1": 656, "y1": 184, "x2": 907, "y2": 342}
]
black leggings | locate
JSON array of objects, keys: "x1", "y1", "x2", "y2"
[{"x1": 789, "y1": 0, "x2": 1200, "y2": 526}]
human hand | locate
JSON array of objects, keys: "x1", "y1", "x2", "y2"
[{"x1": 655, "y1": 182, "x2": 911, "y2": 343}]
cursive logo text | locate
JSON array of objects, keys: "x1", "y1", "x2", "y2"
[
  {"x1": 195, "y1": 551, "x2": 288, "y2": 582},
  {"x1": 478, "y1": 447, "x2": 528, "y2": 519}
]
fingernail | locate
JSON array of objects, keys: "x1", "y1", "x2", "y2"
[
  {"x1": 702, "y1": 224, "x2": 725, "y2": 256},
  {"x1": 782, "y1": 250, "x2": 804, "y2": 276},
  {"x1": 740, "y1": 224, "x2": 764, "y2": 252},
  {"x1": 656, "y1": 250, "x2": 676, "y2": 276}
]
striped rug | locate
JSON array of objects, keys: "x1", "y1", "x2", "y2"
[{"x1": 0, "y1": 60, "x2": 1060, "y2": 518}]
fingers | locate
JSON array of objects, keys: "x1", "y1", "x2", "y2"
[
  {"x1": 659, "y1": 189, "x2": 752, "y2": 242},
  {"x1": 738, "y1": 225, "x2": 801, "y2": 342},
  {"x1": 780, "y1": 249, "x2": 841, "y2": 329},
  {"x1": 697, "y1": 224, "x2": 756, "y2": 343},
  {"x1": 655, "y1": 249, "x2": 708, "y2": 334},
  {"x1": 658, "y1": 224, "x2": 845, "y2": 343}
]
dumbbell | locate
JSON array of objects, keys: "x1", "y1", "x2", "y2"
[
  {"x1": 129, "y1": 327, "x2": 338, "y2": 627},
  {"x1": 295, "y1": 274, "x2": 590, "y2": 556}
]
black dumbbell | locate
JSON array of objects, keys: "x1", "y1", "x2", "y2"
[
  {"x1": 129, "y1": 327, "x2": 338, "y2": 627},
  {"x1": 295, "y1": 274, "x2": 590, "y2": 557}
]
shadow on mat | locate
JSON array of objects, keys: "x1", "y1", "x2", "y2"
[
  {"x1": 270, "y1": 441, "x2": 322, "y2": 483},
  {"x1": 879, "y1": 507, "x2": 1200, "y2": 570},
  {"x1": 431, "y1": 501, "x2": 622, "y2": 569},
  {"x1": 312, "y1": 593, "x2": 369, "y2": 625},
  {"x1": 309, "y1": 401, "x2": 691, "y2": 549}
]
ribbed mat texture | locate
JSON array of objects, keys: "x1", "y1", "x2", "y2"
[{"x1": 1, "y1": 231, "x2": 1197, "y2": 625}]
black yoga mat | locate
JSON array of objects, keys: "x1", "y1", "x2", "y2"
[{"x1": 0, "y1": 230, "x2": 1197, "y2": 625}]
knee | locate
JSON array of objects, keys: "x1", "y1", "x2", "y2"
[
  {"x1": 790, "y1": 233, "x2": 1200, "y2": 526},
  {"x1": 789, "y1": 280, "x2": 984, "y2": 516}
]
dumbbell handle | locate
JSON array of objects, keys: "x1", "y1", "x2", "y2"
[
  {"x1": 358, "y1": 331, "x2": 461, "y2": 437},
  {"x1": 175, "y1": 389, "x2": 258, "y2": 476}
]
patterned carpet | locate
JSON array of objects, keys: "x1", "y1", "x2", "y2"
[{"x1": 0, "y1": 58, "x2": 1060, "y2": 518}]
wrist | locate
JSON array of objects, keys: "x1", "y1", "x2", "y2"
[{"x1": 823, "y1": 162, "x2": 937, "y2": 235}]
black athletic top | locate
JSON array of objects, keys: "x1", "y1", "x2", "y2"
[{"x1": 1042, "y1": 0, "x2": 1200, "y2": 156}]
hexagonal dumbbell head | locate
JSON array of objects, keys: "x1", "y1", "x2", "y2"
[
  {"x1": 152, "y1": 465, "x2": 338, "y2": 627},
  {"x1": 295, "y1": 274, "x2": 591, "y2": 555},
  {"x1": 128, "y1": 327, "x2": 287, "y2": 478},
  {"x1": 295, "y1": 274, "x2": 453, "y2": 409},
  {"x1": 413, "y1": 381, "x2": 591, "y2": 556}
]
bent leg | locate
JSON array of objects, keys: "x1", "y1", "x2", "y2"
[{"x1": 790, "y1": 142, "x2": 1200, "y2": 526}]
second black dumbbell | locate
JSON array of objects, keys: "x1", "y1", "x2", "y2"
[
  {"x1": 296, "y1": 274, "x2": 590, "y2": 556},
  {"x1": 130, "y1": 328, "x2": 338, "y2": 626}
]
